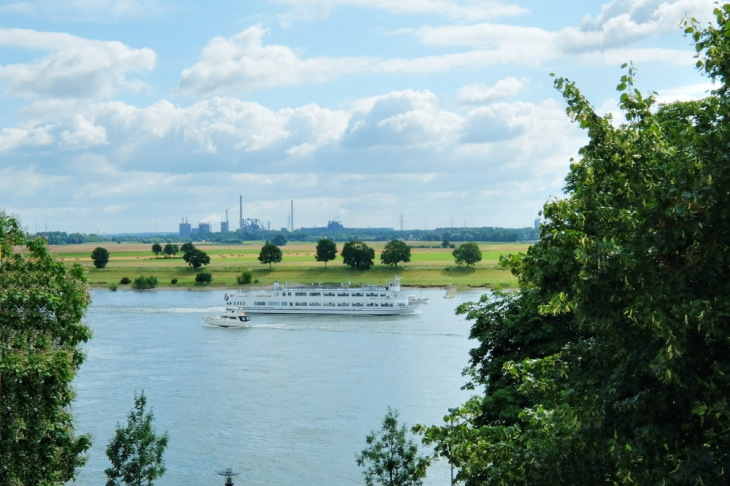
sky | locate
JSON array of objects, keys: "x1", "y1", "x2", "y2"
[{"x1": 0, "y1": 0, "x2": 721, "y2": 234}]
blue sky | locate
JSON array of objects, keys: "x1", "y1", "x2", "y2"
[{"x1": 0, "y1": 0, "x2": 719, "y2": 233}]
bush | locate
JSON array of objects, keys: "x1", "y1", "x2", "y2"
[
  {"x1": 107, "y1": 282, "x2": 118, "y2": 291},
  {"x1": 132, "y1": 275, "x2": 158, "y2": 290},
  {"x1": 171, "y1": 278, "x2": 178, "y2": 284},
  {"x1": 254, "y1": 279, "x2": 259, "y2": 284},
  {"x1": 236, "y1": 270, "x2": 253, "y2": 285},
  {"x1": 195, "y1": 272, "x2": 212, "y2": 284},
  {"x1": 449, "y1": 244, "x2": 456, "y2": 249},
  {"x1": 120, "y1": 277, "x2": 131, "y2": 285}
]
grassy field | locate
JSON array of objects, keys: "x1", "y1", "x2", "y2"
[{"x1": 46, "y1": 241, "x2": 530, "y2": 289}]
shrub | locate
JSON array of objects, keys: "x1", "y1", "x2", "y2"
[
  {"x1": 120, "y1": 277, "x2": 131, "y2": 285},
  {"x1": 254, "y1": 279, "x2": 259, "y2": 284},
  {"x1": 449, "y1": 243, "x2": 456, "y2": 249},
  {"x1": 171, "y1": 278, "x2": 178, "y2": 284},
  {"x1": 132, "y1": 275, "x2": 158, "y2": 290},
  {"x1": 236, "y1": 270, "x2": 253, "y2": 285},
  {"x1": 107, "y1": 282, "x2": 118, "y2": 291},
  {"x1": 195, "y1": 272, "x2": 212, "y2": 284}
]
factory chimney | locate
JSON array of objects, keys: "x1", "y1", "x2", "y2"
[
  {"x1": 239, "y1": 196, "x2": 243, "y2": 231},
  {"x1": 291, "y1": 200, "x2": 294, "y2": 231}
]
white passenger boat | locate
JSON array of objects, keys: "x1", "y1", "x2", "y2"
[
  {"x1": 203, "y1": 312, "x2": 252, "y2": 328},
  {"x1": 224, "y1": 276, "x2": 418, "y2": 315}
]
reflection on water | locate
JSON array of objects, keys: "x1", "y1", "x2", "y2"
[{"x1": 73, "y1": 288, "x2": 486, "y2": 486}]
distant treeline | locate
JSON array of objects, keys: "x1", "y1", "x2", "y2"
[
  {"x1": 37, "y1": 232, "x2": 187, "y2": 245},
  {"x1": 38, "y1": 226, "x2": 537, "y2": 246}
]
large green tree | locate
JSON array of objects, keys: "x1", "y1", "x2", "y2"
[
  {"x1": 151, "y1": 243, "x2": 162, "y2": 257},
  {"x1": 452, "y1": 242, "x2": 482, "y2": 267},
  {"x1": 105, "y1": 391, "x2": 168, "y2": 486},
  {"x1": 420, "y1": 8, "x2": 730, "y2": 485},
  {"x1": 315, "y1": 238, "x2": 337, "y2": 267},
  {"x1": 183, "y1": 248, "x2": 210, "y2": 269},
  {"x1": 258, "y1": 242, "x2": 282, "y2": 269},
  {"x1": 92, "y1": 246, "x2": 110, "y2": 268},
  {"x1": 380, "y1": 240, "x2": 411, "y2": 269},
  {"x1": 0, "y1": 212, "x2": 93, "y2": 485},
  {"x1": 342, "y1": 240, "x2": 375, "y2": 270},
  {"x1": 162, "y1": 243, "x2": 178, "y2": 258},
  {"x1": 357, "y1": 408, "x2": 428, "y2": 486}
]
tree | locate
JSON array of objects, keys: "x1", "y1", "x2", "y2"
[
  {"x1": 357, "y1": 407, "x2": 428, "y2": 486},
  {"x1": 315, "y1": 238, "x2": 337, "y2": 267},
  {"x1": 342, "y1": 240, "x2": 375, "y2": 270},
  {"x1": 381, "y1": 240, "x2": 411, "y2": 269},
  {"x1": 92, "y1": 246, "x2": 110, "y2": 268},
  {"x1": 151, "y1": 243, "x2": 162, "y2": 257},
  {"x1": 441, "y1": 239, "x2": 450, "y2": 248},
  {"x1": 258, "y1": 242, "x2": 282, "y2": 269},
  {"x1": 195, "y1": 272, "x2": 212, "y2": 283},
  {"x1": 452, "y1": 242, "x2": 481, "y2": 267},
  {"x1": 420, "y1": 12, "x2": 730, "y2": 485},
  {"x1": 105, "y1": 391, "x2": 168, "y2": 486},
  {"x1": 183, "y1": 248, "x2": 210, "y2": 269},
  {"x1": 236, "y1": 270, "x2": 253, "y2": 285},
  {"x1": 0, "y1": 212, "x2": 93, "y2": 485},
  {"x1": 131, "y1": 276, "x2": 158, "y2": 290},
  {"x1": 180, "y1": 242, "x2": 195, "y2": 254},
  {"x1": 271, "y1": 234, "x2": 287, "y2": 246},
  {"x1": 163, "y1": 243, "x2": 178, "y2": 258}
]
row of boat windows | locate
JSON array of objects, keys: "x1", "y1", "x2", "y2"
[
  {"x1": 253, "y1": 302, "x2": 402, "y2": 307},
  {"x1": 279, "y1": 292, "x2": 387, "y2": 297}
]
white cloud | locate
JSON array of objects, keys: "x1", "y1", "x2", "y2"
[
  {"x1": 270, "y1": 0, "x2": 527, "y2": 26},
  {"x1": 456, "y1": 77, "x2": 526, "y2": 104},
  {"x1": 0, "y1": 125, "x2": 55, "y2": 152},
  {"x1": 0, "y1": 28, "x2": 156, "y2": 99}
]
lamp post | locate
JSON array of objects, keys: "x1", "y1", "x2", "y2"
[
  {"x1": 217, "y1": 468, "x2": 240, "y2": 486},
  {"x1": 448, "y1": 408, "x2": 456, "y2": 486}
]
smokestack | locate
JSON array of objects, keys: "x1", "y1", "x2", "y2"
[
  {"x1": 291, "y1": 200, "x2": 294, "y2": 231},
  {"x1": 268, "y1": 221, "x2": 270, "y2": 231},
  {"x1": 226, "y1": 209, "x2": 228, "y2": 222},
  {"x1": 240, "y1": 196, "x2": 243, "y2": 231}
]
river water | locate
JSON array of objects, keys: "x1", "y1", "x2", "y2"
[{"x1": 72, "y1": 288, "x2": 486, "y2": 486}]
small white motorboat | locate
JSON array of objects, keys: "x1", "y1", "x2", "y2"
[
  {"x1": 408, "y1": 295, "x2": 429, "y2": 304},
  {"x1": 203, "y1": 312, "x2": 252, "y2": 328}
]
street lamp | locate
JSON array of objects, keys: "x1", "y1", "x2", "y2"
[
  {"x1": 448, "y1": 408, "x2": 456, "y2": 486},
  {"x1": 217, "y1": 468, "x2": 240, "y2": 486}
]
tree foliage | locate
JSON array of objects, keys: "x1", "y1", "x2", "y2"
[
  {"x1": 0, "y1": 212, "x2": 93, "y2": 486},
  {"x1": 163, "y1": 243, "x2": 178, "y2": 258},
  {"x1": 357, "y1": 408, "x2": 429, "y2": 486},
  {"x1": 420, "y1": 9, "x2": 730, "y2": 485},
  {"x1": 105, "y1": 391, "x2": 168, "y2": 486},
  {"x1": 258, "y1": 243, "x2": 282, "y2": 269},
  {"x1": 271, "y1": 234, "x2": 287, "y2": 246},
  {"x1": 315, "y1": 238, "x2": 338, "y2": 267},
  {"x1": 132, "y1": 276, "x2": 158, "y2": 290},
  {"x1": 151, "y1": 243, "x2": 162, "y2": 256},
  {"x1": 342, "y1": 240, "x2": 375, "y2": 270},
  {"x1": 180, "y1": 242, "x2": 195, "y2": 254},
  {"x1": 195, "y1": 272, "x2": 212, "y2": 283},
  {"x1": 92, "y1": 246, "x2": 110, "y2": 268},
  {"x1": 452, "y1": 242, "x2": 482, "y2": 267},
  {"x1": 236, "y1": 270, "x2": 253, "y2": 285},
  {"x1": 183, "y1": 249, "x2": 210, "y2": 269},
  {"x1": 380, "y1": 240, "x2": 411, "y2": 268}
]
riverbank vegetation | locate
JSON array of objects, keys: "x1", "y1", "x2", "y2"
[{"x1": 36, "y1": 241, "x2": 525, "y2": 289}]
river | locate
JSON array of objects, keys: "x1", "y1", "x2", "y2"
[{"x1": 72, "y1": 288, "x2": 486, "y2": 486}]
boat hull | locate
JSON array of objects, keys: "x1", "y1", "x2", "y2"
[
  {"x1": 203, "y1": 317, "x2": 251, "y2": 328},
  {"x1": 227, "y1": 305, "x2": 419, "y2": 316}
]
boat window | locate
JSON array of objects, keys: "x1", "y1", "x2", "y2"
[
  {"x1": 229, "y1": 316, "x2": 237, "y2": 320},
  {"x1": 379, "y1": 293, "x2": 386, "y2": 297},
  {"x1": 337, "y1": 292, "x2": 348, "y2": 297},
  {"x1": 323, "y1": 302, "x2": 335, "y2": 306},
  {"x1": 254, "y1": 302, "x2": 265, "y2": 306},
  {"x1": 366, "y1": 303, "x2": 376, "y2": 307},
  {"x1": 380, "y1": 303, "x2": 393, "y2": 307},
  {"x1": 273, "y1": 292, "x2": 279, "y2": 296},
  {"x1": 295, "y1": 302, "x2": 307, "y2": 306},
  {"x1": 309, "y1": 302, "x2": 321, "y2": 306},
  {"x1": 352, "y1": 292, "x2": 363, "y2": 297},
  {"x1": 267, "y1": 302, "x2": 279, "y2": 306},
  {"x1": 398, "y1": 303, "x2": 405, "y2": 307},
  {"x1": 323, "y1": 292, "x2": 336, "y2": 296},
  {"x1": 337, "y1": 302, "x2": 350, "y2": 307},
  {"x1": 295, "y1": 292, "x2": 307, "y2": 296},
  {"x1": 352, "y1": 303, "x2": 364, "y2": 307},
  {"x1": 309, "y1": 292, "x2": 321, "y2": 296},
  {"x1": 365, "y1": 292, "x2": 378, "y2": 297}
]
